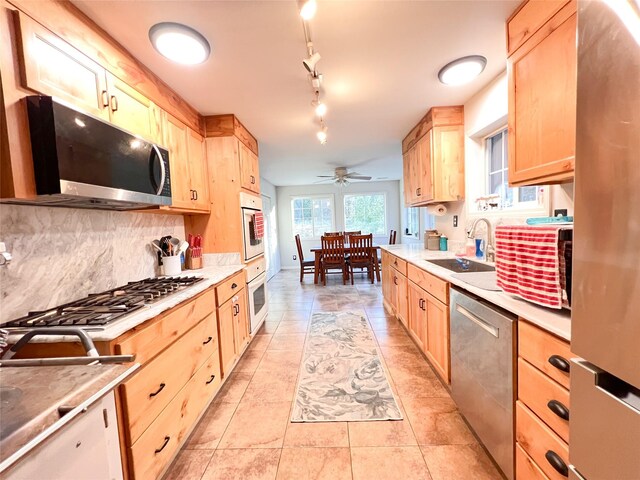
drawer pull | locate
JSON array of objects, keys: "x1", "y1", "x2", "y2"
[
  {"x1": 548, "y1": 354, "x2": 570, "y2": 373},
  {"x1": 393, "y1": 276, "x2": 398, "y2": 285},
  {"x1": 547, "y1": 399, "x2": 570, "y2": 420},
  {"x1": 149, "y1": 383, "x2": 166, "y2": 398},
  {"x1": 545, "y1": 450, "x2": 569, "y2": 477},
  {"x1": 206, "y1": 374, "x2": 216, "y2": 384},
  {"x1": 154, "y1": 436, "x2": 170, "y2": 454},
  {"x1": 203, "y1": 336, "x2": 213, "y2": 345},
  {"x1": 231, "y1": 283, "x2": 238, "y2": 289}
]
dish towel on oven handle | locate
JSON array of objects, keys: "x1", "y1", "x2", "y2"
[
  {"x1": 495, "y1": 225, "x2": 571, "y2": 309},
  {"x1": 254, "y1": 211, "x2": 265, "y2": 239}
]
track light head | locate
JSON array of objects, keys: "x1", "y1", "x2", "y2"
[
  {"x1": 298, "y1": 0, "x2": 317, "y2": 20},
  {"x1": 317, "y1": 125, "x2": 327, "y2": 144},
  {"x1": 311, "y1": 73, "x2": 323, "y2": 88},
  {"x1": 303, "y1": 52, "x2": 321, "y2": 73}
]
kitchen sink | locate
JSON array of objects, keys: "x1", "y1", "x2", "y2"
[{"x1": 426, "y1": 258, "x2": 495, "y2": 273}]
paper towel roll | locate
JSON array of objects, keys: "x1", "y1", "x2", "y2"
[{"x1": 426, "y1": 204, "x2": 447, "y2": 216}]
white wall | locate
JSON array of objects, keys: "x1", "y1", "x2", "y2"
[
  {"x1": 430, "y1": 71, "x2": 574, "y2": 249},
  {"x1": 260, "y1": 177, "x2": 281, "y2": 277},
  {"x1": 277, "y1": 180, "x2": 401, "y2": 269}
]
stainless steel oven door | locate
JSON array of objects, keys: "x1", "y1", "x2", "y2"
[
  {"x1": 241, "y1": 207, "x2": 265, "y2": 262},
  {"x1": 247, "y1": 271, "x2": 268, "y2": 334}
]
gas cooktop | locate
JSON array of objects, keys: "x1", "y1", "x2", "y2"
[{"x1": 2, "y1": 276, "x2": 204, "y2": 330}]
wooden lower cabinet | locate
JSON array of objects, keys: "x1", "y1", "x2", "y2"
[
  {"x1": 516, "y1": 442, "x2": 550, "y2": 480},
  {"x1": 407, "y1": 280, "x2": 427, "y2": 351},
  {"x1": 391, "y1": 270, "x2": 408, "y2": 327},
  {"x1": 129, "y1": 352, "x2": 220, "y2": 480},
  {"x1": 424, "y1": 294, "x2": 450, "y2": 383},
  {"x1": 217, "y1": 286, "x2": 248, "y2": 378}
]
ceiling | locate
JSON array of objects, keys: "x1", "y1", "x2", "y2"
[{"x1": 72, "y1": 0, "x2": 519, "y2": 186}]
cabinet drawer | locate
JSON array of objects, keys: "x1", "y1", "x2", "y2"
[
  {"x1": 122, "y1": 313, "x2": 217, "y2": 443},
  {"x1": 389, "y1": 254, "x2": 407, "y2": 276},
  {"x1": 516, "y1": 401, "x2": 569, "y2": 480},
  {"x1": 216, "y1": 271, "x2": 245, "y2": 307},
  {"x1": 516, "y1": 442, "x2": 550, "y2": 480},
  {"x1": 519, "y1": 320, "x2": 571, "y2": 389},
  {"x1": 407, "y1": 263, "x2": 449, "y2": 305},
  {"x1": 518, "y1": 358, "x2": 570, "y2": 443},
  {"x1": 116, "y1": 288, "x2": 215, "y2": 364},
  {"x1": 507, "y1": 0, "x2": 570, "y2": 55},
  {"x1": 129, "y1": 352, "x2": 220, "y2": 480}
]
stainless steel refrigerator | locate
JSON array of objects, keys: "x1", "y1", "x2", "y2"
[{"x1": 571, "y1": 1, "x2": 640, "y2": 479}]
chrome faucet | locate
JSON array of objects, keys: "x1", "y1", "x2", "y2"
[{"x1": 467, "y1": 218, "x2": 495, "y2": 262}]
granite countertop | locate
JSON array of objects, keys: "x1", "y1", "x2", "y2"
[
  {"x1": 0, "y1": 363, "x2": 139, "y2": 471},
  {"x1": 381, "y1": 244, "x2": 572, "y2": 340},
  {"x1": 6, "y1": 263, "x2": 245, "y2": 344}
]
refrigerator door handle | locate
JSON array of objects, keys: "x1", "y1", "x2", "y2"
[{"x1": 595, "y1": 371, "x2": 640, "y2": 414}]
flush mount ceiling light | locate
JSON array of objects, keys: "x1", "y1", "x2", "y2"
[
  {"x1": 298, "y1": 0, "x2": 317, "y2": 20},
  {"x1": 438, "y1": 55, "x2": 487, "y2": 85},
  {"x1": 149, "y1": 22, "x2": 211, "y2": 65}
]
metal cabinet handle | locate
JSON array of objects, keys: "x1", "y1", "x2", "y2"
[
  {"x1": 547, "y1": 400, "x2": 570, "y2": 420},
  {"x1": 250, "y1": 175, "x2": 256, "y2": 184},
  {"x1": 202, "y1": 336, "x2": 212, "y2": 345},
  {"x1": 393, "y1": 276, "x2": 398, "y2": 285},
  {"x1": 101, "y1": 90, "x2": 109, "y2": 107},
  {"x1": 110, "y1": 95, "x2": 118, "y2": 112},
  {"x1": 206, "y1": 374, "x2": 216, "y2": 384},
  {"x1": 545, "y1": 450, "x2": 569, "y2": 477},
  {"x1": 548, "y1": 355, "x2": 570, "y2": 373},
  {"x1": 190, "y1": 189, "x2": 194, "y2": 200},
  {"x1": 231, "y1": 283, "x2": 238, "y2": 289},
  {"x1": 149, "y1": 383, "x2": 166, "y2": 398},
  {"x1": 154, "y1": 436, "x2": 170, "y2": 454},
  {"x1": 193, "y1": 190, "x2": 198, "y2": 200},
  {"x1": 416, "y1": 188, "x2": 421, "y2": 196}
]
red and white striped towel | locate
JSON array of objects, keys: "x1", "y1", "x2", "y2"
[
  {"x1": 254, "y1": 212, "x2": 265, "y2": 239},
  {"x1": 495, "y1": 225, "x2": 568, "y2": 309}
]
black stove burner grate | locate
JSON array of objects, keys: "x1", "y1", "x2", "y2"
[{"x1": 2, "y1": 276, "x2": 204, "y2": 329}]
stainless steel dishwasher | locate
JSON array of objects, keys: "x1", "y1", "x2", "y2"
[{"x1": 450, "y1": 287, "x2": 516, "y2": 480}]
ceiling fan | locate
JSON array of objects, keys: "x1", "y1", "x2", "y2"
[{"x1": 316, "y1": 167, "x2": 372, "y2": 186}]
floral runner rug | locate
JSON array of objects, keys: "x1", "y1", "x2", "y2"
[{"x1": 291, "y1": 311, "x2": 403, "y2": 422}]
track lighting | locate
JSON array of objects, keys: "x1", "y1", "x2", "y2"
[
  {"x1": 317, "y1": 124, "x2": 327, "y2": 144},
  {"x1": 299, "y1": 0, "x2": 317, "y2": 20},
  {"x1": 303, "y1": 51, "x2": 321, "y2": 73},
  {"x1": 315, "y1": 102, "x2": 327, "y2": 117}
]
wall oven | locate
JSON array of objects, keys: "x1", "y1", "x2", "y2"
[
  {"x1": 245, "y1": 258, "x2": 268, "y2": 334},
  {"x1": 240, "y1": 192, "x2": 265, "y2": 262}
]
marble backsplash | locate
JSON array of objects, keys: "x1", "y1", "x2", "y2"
[{"x1": 0, "y1": 204, "x2": 185, "y2": 323}]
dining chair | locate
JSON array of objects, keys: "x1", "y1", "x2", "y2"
[
  {"x1": 320, "y1": 235, "x2": 347, "y2": 285},
  {"x1": 348, "y1": 234, "x2": 374, "y2": 284},
  {"x1": 324, "y1": 231, "x2": 342, "y2": 237},
  {"x1": 295, "y1": 234, "x2": 315, "y2": 282},
  {"x1": 344, "y1": 230, "x2": 361, "y2": 244}
]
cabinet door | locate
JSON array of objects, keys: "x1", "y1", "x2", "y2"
[
  {"x1": 408, "y1": 281, "x2": 427, "y2": 352},
  {"x1": 425, "y1": 293, "x2": 450, "y2": 383},
  {"x1": 163, "y1": 112, "x2": 193, "y2": 209},
  {"x1": 432, "y1": 125, "x2": 465, "y2": 202},
  {"x1": 106, "y1": 72, "x2": 161, "y2": 143},
  {"x1": 407, "y1": 147, "x2": 419, "y2": 205},
  {"x1": 187, "y1": 128, "x2": 210, "y2": 212},
  {"x1": 381, "y1": 252, "x2": 391, "y2": 304},
  {"x1": 415, "y1": 132, "x2": 434, "y2": 203},
  {"x1": 218, "y1": 300, "x2": 237, "y2": 378},
  {"x1": 233, "y1": 292, "x2": 250, "y2": 353},
  {"x1": 395, "y1": 273, "x2": 408, "y2": 328},
  {"x1": 239, "y1": 142, "x2": 260, "y2": 193},
  {"x1": 17, "y1": 12, "x2": 109, "y2": 120},
  {"x1": 402, "y1": 151, "x2": 412, "y2": 207},
  {"x1": 507, "y1": 9, "x2": 576, "y2": 186}
]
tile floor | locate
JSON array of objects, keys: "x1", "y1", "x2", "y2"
[{"x1": 164, "y1": 269, "x2": 502, "y2": 480}]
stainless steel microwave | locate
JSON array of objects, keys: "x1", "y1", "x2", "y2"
[{"x1": 5, "y1": 96, "x2": 172, "y2": 211}]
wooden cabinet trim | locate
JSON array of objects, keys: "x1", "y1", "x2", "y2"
[
  {"x1": 407, "y1": 263, "x2": 449, "y2": 305},
  {"x1": 401, "y1": 105, "x2": 463, "y2": 154},
  {"x1": 507, "y1": 0, "x2": 571, "y2": 56},
  {"x1": 203, "y1": 114, "x2": 258, "y2": 156}
]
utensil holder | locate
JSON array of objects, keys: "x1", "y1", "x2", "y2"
[{"x1": 162, "y1": 255, "x2": 182, "y2": 276}]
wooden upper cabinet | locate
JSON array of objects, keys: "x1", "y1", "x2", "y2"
[
  {"x1": 187, "y1": 129, "x2": 210, "y2": 211},
  {"x1": 16, "y1": 12, "x2": 109, "y2": 120},
  {"x1": 105, "y1": 73, "x2": 161, "y2": 143},
  {"x1": 507, "y1": 0, "x2": 576, "y2": 186},
  {"x1": 162, "y1": 112, "x2": 210, "y2": 213},
  {"x1": 402, "y1": 106, "x2": 464, "y2": 207},
  {"x1": 239, "y1": 142, "x2": 260, "y2": 194}
]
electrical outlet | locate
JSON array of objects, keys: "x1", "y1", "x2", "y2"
[
  {"x1": 293, "y1": 254, "x2": 297, "y2": 261},
  {"x1": 453, "y1": 215, "x2": 458, "y2": 227},
  {"x1": 554, "y1": 209, "x2": 568, "y2": 217}
]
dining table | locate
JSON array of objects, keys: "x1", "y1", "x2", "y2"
[{"x1": 310, "y1": 245, "x2": 382, "y2": 284}]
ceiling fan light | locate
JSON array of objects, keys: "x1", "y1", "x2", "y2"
[
  {"x1": 149, "y1": 22, "x2": 211, "y2": 65},
  {"x1": 299, "y1": 0, "x2": 317, "y2": 20},
  {"x1": 438, "y1": 55, "x2": 487, "y2": 85}
]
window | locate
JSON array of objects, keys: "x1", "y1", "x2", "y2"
[
  {"x1": 343, "y1": 193, "x2": 386, "y2": 235},
  {"x1": 291, "y1": 196, "x2": 334, "y2": 238},
  {"x1": 483, "y1": 129, "x2": 538, "y2": 211},
  {"x1": 404, "y1": 207, "x2": 419, "y2": 238}
]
